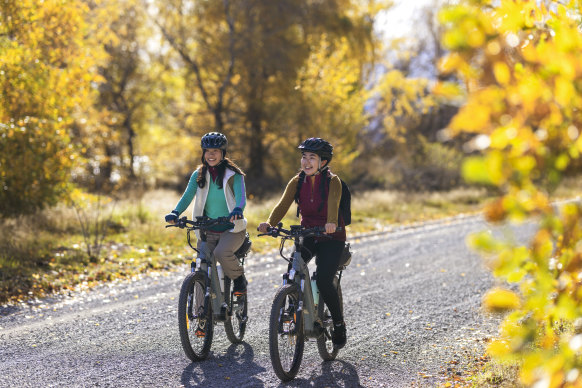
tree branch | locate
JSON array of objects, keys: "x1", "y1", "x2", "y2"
[{"x1": 154, "y1": 20, "x2": 215, "y2": 115}]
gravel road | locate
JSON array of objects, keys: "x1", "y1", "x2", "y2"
[{"x1": 0, "y1": 215, "x2": 533, "y2": 387}]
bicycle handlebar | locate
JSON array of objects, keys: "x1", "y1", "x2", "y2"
[
  {"x1": 165, "y1": 216, "x2": 234, "y2": 231},
  {"x1": 257, "y1": 223, "x2": 342, "y2": 239}
]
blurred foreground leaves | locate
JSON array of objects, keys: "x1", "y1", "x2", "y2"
[{"x1": 440, "y1": 0, "x2": 582, "y2": 386}]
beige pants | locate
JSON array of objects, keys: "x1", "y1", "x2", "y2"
[{"x1": 198, "y1": 230, "x2": 246, "y2": 279}]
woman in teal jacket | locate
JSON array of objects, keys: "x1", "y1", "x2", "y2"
[{"x1": 165, "y1": 132, "x2": 248, "y2": 299}]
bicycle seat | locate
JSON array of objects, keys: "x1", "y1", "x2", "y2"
[
  {"x1": 338, "y1": 242, "x2": 352, "y2": 270},
  {"x1": 235, "y1": 233, "x2": 252, "y2": 259}
]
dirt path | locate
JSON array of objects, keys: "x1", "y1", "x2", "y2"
[{"x1": 1, "y1": 215, "x2": 530, "y2": 387}]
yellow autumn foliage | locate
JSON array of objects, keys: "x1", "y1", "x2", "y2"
[
  {"x1": 0, "y1": 0, "x2": 110, "y2": 215},
  {"x1": 440, "y1": 0, "x2": 582, "y2": 385}
]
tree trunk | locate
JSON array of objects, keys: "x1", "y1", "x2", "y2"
[
  {"x1": 214, "y1": 108, "x2": 224, "y2": 132},
  {"x1": 246, "y1": 98, "x2": 266, "y2": 195},
  {"x1": 125, "y1": 117, "x2": 136, "y2": 179}
]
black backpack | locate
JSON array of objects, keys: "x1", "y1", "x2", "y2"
[{"x1": 294, "y1": 169, "x2": 352, "y2": 226}]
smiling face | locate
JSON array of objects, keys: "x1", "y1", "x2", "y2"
[
  {"x1": 301, "y1": 151, "x2": 327, "y2": 176},
  {"x1": 204, "y1": 148, "x2": 223, "y2": 167}
]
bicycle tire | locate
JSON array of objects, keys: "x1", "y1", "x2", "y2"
[
  {"x1": 224, "y1": 288, "x2": 248, "y2": 344},
  {"x1": 316, "y1": 276, "x2": 343, "y2": 361},
  {"x1": 178, "y1": 272, "x2": 214, "y2": 361},
  {"x1": 269, "y1": 283, "x2": 305, "y2": 381}
]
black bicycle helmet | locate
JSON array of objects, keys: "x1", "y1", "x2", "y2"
[
  {"x1": 201, "y1": 132, "x2": 228, "y2": 150},
  {"x1": 298, "y1": 137, "x2": 333, "y2": 161}
]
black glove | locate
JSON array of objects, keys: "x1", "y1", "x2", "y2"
[
  {"x1": 165, "y1": 210, "x2": 179, "y2": 223},
  {"x1": 229, "y1": 207, "x2": 243, "y2": 220}
]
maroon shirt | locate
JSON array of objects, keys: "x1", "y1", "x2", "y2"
[{"x1": 298, "y1": 172, "x2": 346, "y2": 242}]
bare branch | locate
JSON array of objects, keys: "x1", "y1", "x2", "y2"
[{"x1": 154, "y1": 20, "x2": 215, "y2": 114}]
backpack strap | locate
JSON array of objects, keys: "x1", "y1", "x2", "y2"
[
  {"x1": 326, "y1": 171, "x2": 343, "y2": 223},
  {"x1": 295, "y1": 171, "x2": 306, "y2": 217},
  {"x1": 317, "y1": 167, "x2": 330, "y2": 212}
]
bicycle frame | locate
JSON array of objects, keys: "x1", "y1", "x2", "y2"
[
  {"x1": 265, "y1": 224, "x2": 344, "y2": 339},
  {"x1": 284, "y1": 242, "x2": 320, "y2": 338}
]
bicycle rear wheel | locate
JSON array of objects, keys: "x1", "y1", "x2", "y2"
[
  {"x1": 269, "y1": 283, "x2": 304, "y2": 381},
  {"x1": 317, "y1": 277, "x2": 343, "y2": 361},
  {"x1": 224, "y1": 286, "x2": 248, "y2": 343},
  {"x1": 178, "y1": 272, "x2": 214, "y2": 361}
]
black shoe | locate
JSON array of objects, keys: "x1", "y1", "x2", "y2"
[
  {"x1": 332, "y1": 321, "x2": 346, "y2": 349},
  {"x1": 233, "y1": 274, "x2": 247, "y2": 296}
]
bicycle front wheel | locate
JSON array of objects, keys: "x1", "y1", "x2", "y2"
[
  {"x1": 269, "y1": 283, "x2": 304, "y2": 382},
  {"x1": 178, "y1": 272, "x2": 214, "y2": 361},
  {"x1": 317, "y1": 277, "x2": 343, "y2": 361}
]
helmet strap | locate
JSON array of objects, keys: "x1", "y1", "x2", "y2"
[{"x1": 315, "y1": 158, "x2": 330, "y2": 175}]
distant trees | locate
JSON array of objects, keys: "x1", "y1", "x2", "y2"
[
  {"x1": 0, "y1": 0, "x2": 504, "y2": 217},
  {"x1": 154, "y1": 0, "x2": 382, "y2": 192},
  {"x1": 362, "y1": 0, "x2": 463, "y2": 191},
  {"x1": 86, "y1": 0, "x2": 159, "y2": 191},
  {"x1": 0, "y1": 0, "x2": 391, "y2": 216},
  {"x1": 0, "y1": 0, "x2": 108, "y2": 216}
]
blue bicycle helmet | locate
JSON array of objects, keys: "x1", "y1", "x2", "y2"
[{"x1": 201, "y1": 132, "x2": 228, "y2": 150}]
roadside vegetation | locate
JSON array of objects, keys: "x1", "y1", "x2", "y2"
[
  {"x1": 0, "y1": 186, "x2": 492, "y2": 305},
  {"x1": 3, "y1": 176, "x2": 582, "y2": 306}
]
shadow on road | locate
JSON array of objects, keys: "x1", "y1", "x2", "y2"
[
  {"x1": 279, "y1": 360, "x2": 363, "y2": 388},
  {"x1": 180, "y1": 342, "x2": 362, "y2": 387},
  {"x1": 0, "y1": 305, "x2": 19, "y2": 317},
  {"x1": 180, "y1": 342, "x2": 266, "y2": 387}
]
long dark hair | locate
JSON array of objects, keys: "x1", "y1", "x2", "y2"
[{"x1": 196, "y1": 153, "x2": 245, "y2": 189}]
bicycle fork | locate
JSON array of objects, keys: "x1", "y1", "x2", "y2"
[{"x1": 281, "y1": 251, "x2": 319, "y2": 337}]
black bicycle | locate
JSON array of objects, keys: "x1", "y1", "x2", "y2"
[
  {"x1": 167, "y1": 216, "x2": 252, "y2": 361},
  {"x1": 258, "y1": 223, "x2": 351, "y2": 381}
]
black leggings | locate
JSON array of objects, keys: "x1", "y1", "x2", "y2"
[{"x1": 300, "y1": 238, "x2": 345, "y2": 324}]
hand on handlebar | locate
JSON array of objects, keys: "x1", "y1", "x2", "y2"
[
  {"x1": 229, "y1": 207, "x2": 243, "y2": 223},
  {"x1": 324, "y1": 223, "x2": 337, "y2": 234},
  {"x1": 257, "y1": 222, "x2": 271, "y2": 233},
  {"x1": 165, "y1": 210, "x2": 179, "y2": 224}
]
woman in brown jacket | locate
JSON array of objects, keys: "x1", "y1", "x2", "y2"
[{"x1": 258, "y1": 137, "x2": 347, "y2": 349}]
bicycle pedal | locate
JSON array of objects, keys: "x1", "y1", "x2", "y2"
[{"x1": 313, "y1": 321, "x2": 325, "y2": 337}]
